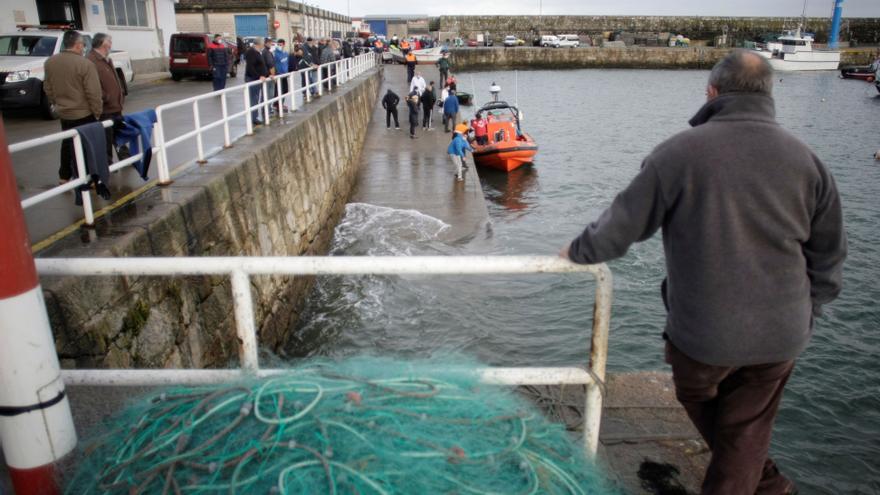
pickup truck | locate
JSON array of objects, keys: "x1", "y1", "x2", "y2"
[{"x1": 0, "y1": 28, "x2": 134, "y2": 119}]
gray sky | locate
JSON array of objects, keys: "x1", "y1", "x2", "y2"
[{"x1": 318, "y1": 0, "x2": 879, "y2": 19}]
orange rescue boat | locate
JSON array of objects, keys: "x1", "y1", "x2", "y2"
[{"x1": 470, "y1": 101, "x2": 537, "y2": 172}]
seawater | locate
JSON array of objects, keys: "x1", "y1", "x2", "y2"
[{"x1": 291, "y1": 69, "x2": 880, "y2": 494}]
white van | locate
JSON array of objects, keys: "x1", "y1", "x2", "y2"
[
  {"x1": 557, "y1": 35, "x2": 580, "y2": 48},
  {"x1": 540, "y1": 35, "x2": 560, "y2": 48}
]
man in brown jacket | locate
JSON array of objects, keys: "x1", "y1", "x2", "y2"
[
  {"x1": 87, "y1": 33, "x2": 126, "y2": 163},
  {"x1": 44, "y1": 30, "x2": 102, "y2": 182}
]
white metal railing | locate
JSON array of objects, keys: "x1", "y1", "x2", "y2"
[
  {"x1": 9, "y1": 52, "x2": 377, "y2": 227},
  {"x1": 35, "y1": 255, "x2": 612, "y2": 457}
]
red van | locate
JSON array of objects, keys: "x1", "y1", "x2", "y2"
[{"x1": 169, "y1": 33, "x2": 238, "y2": 81}]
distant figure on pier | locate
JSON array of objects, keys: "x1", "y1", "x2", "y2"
[
  {"x1": 437, "y1": 53, "x2": 451, "y2": 85},
  {"x1": 273, "y1": 39, "x2": 290, "y2": 112},
  {"x1": 207, "y1": 34, "x2": 230, "y2": 91},
  {"x1": 561, "y1": 49, "x2": 847, "y2": 495},
  {"x1": 406, "y1": 91, "x2": 420, "y2": 139},
  {"x1": 421, "y1": 81, "x2": 437, "y2": 130},
  {"x1": 446, "y1": 74, "x2": 457, "y2": 92},
  {"x1": 244, "y1": 37, "x2": 269, "y2": 126},
  {"x1": 442, "y1": 90, "x2": 460, "y2": 133},
  {"x1": 410, "y1": 71, "x2": 426, "y2": 96},
  {"x1": 447, "y1": 126, "x2": 473, "y2": 181},
  {"x1": 381, "y1": 89, "x2": 400, "y2": 130},
  {"x1": 405, "y1": 52, "x2": 417, "y2": 83}
]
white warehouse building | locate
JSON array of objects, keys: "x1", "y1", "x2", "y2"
[{"x1": 2, "y1": 0, "x2": 178, "y2": 74}]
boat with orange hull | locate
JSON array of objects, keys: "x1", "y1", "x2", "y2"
[{"x1": 470, "y1": 101, "x2": 537, "y2": 172}]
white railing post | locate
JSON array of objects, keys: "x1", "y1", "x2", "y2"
[
  {"x1": 287, "y1": 72, "x2": 299, "y2": 112},
  {"x1": 221, "y1": 92, "x2": 231, "y2": 148},
  {"x1": 244, "y1": 83, "x2": 253, "y2": 135},
  {"x1": 230, "y1": 270, "x2": 259, "y2": 372},
  {"x1": 262, "y1": 79, "x2": 270, "y2": 125},
  {"x1": 193, "y1": 100, "x2": 205, "y2": 163},
  {"x1": 275, "y1": 76, "x2": 283, "y2": 119},
  {"x1": 154, "y1": 109, "x2": 172, "y2": 185},
  {"x1": 306, "y1": 69, "x2": 312, "y2": 102},
  {"x1": 72, "y1": 134, "x2": 94, "y2": 226},
  {"x1": 317, "y1": 67, "x2": 323, "y2": 96},
  {"x1": 583, "y1": 263, "x2": 612, "y2": 458}
]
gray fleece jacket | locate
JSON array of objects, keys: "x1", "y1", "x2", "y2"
[{"x1": 568, "y1": 93, "x2": 846, "y2": 366}]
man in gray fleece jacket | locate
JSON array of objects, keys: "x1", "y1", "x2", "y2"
[{"x1": 563, "y1": 50, "x2": 846, "y2": 494}]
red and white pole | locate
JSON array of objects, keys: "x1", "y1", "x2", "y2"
[{"x1": 0, "y1": 119, "x2": 77, "y2": 493}]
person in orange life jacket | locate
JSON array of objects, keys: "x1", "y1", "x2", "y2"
[
  {"x1": 471, "y1": 112, "x2": 489, "y2": 145},
  {"x1": 400, "y1": 39, "x2": 411, "y2": 54},
  {"x1": 405, "y1": 51, "x2": 417, "y2": 83}
]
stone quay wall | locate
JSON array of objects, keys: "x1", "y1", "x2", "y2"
[
  {"x1": 437, "y1": 16, "x2": 880, "y2": 45},
  {"x1": 39, "y1": 69, "x2": 382, "y2": 369},
  {"x1": 449, "y1": 47, "x2": 879, "y2": 71}
]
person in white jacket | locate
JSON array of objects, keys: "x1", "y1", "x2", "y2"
[{"x1": 409, "y1": 72, "x2": 426, "y2": 96}]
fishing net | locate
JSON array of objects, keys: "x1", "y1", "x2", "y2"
[{"x1": 65, "y1": 356, "x2": 617, "y2": 494}]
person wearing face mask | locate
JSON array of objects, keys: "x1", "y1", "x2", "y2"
[{"x1": 44, "y1": 30, "x2": 102, "y2": 183}]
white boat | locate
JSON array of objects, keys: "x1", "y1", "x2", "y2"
[
  {"x1": 412, "y1": 46, "x2": 445, "y2": 65},
  {"x1": 764, "y1": 30, "x2": 840, "y2": 71}
]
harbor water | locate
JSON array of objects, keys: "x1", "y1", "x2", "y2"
[{"x1": 289, "y1": 69, "x2": 880, "y2": 493}]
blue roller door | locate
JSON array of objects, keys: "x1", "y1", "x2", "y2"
[
  {"x1": 369, "y1": 20, "x2": 387, "y2": 37},
  {"x1": 235, "y1": 15, "x2": 268, "y2": 38}
]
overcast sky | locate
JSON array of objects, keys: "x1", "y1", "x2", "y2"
[{"x1": 317, "y1": 0, "x2": 879, "y2": 19}]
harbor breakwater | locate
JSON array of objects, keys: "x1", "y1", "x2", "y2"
[
  {"x1": 450, "y1": 47, "x2": 879, "y2": 71},
  {"x1": 37, "y1": 69, "x2": 382, "y2": 369},
  {"x1": 437, "y1": 15, "x2": 880, "y2": 45}
]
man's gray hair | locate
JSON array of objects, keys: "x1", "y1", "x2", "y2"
[
  {"x1": 61, "y1": 30, "x2": 82, "y2": 49},
  {"x1": 253, "y1": 37, "x2": 264, "y2": 47},
  {"x1": 708, "y1": 49, "x2": 774, "y2": 95},
  {"x1": 92, "y1": 33, "x2": 110, "y2": 50}
]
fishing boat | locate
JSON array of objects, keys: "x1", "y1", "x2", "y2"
[
  {"x1": 840, "y1": 65, "x2": 876, "y2": 80},
  {"x1": 456, "y1": 91, "x2": 474, "y2": 106},
  {"x1": 470, "y1": 100, "x2": 538, "y2": 172},
  {"x1": 750, "y1": 1, "x2": 843, "y2": 71},
  {"x1": 412, "y1": 46, "x2": 445, "y2": 65},
  {"x1": 753, "y1": 29, "x2": 840, "y2": 71}
]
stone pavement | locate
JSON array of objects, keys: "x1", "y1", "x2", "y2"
[{"x1": 352, "y1": 64, "x2": 490, "y2": 242}]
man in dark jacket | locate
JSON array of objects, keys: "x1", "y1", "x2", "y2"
[
  {"x1": 420, "y1": 81, "x2": 436, "y2": 130},
  {"x1": 406, "y1": 91, "x2": 420, "y2": 139},
  {"x1": 261, "y1": 38, "x2": 276, "y2": 112},
  {"x1": 208, "y1": 34, "x2": 230, "y2": 91},
  {"x1": 561, "y1": 50, "x2": 846, "y2": 495},
  {"x1": 244, "y1": 38, "x2": 269, "y2": 125},
  {"x1": 86, "y1": 33, "x2": 125, "y2": 164},
  {"x1": 381, "y1": 89, "x2": 400, "y2": 130}
]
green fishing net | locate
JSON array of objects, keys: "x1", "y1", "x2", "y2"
[{"x1": 65, "y1": 357, "x2": 617, "y2": 494}]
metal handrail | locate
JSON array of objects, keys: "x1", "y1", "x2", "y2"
[
  {"x1": 35, "y1": 255, "x2": 613, "y2": 457},
  {"x1": 8, "y1": 52, "x2": 377, "y2": 227}
]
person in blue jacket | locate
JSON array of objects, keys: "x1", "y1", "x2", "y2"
[
  {"x1": 447, "y1": 128, "x2": 472, "y2": 181},
  {"x1": 273, "y1": 39, "x2": 290, "y2": 111},
  {"x1": 442, "y1": 89, "x2": 460, "y2": 133}
]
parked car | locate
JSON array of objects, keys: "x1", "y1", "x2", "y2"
[
  {"x1": 467, "y1": 39, "x2": 478, "y2": 47},
  {"x1": 169, "y1": 33, "x2": 238, "y2": 82},
  {"x1": 0, "y1": 27, "x2": 134, "y2": 119},
  {"x1": 540, "y1": 35, "x2": 560, "y2": 48},
  {"x1": 503, "y1": 35, "x2": 518, "y2": 47},
  {"x1": 558, "y1": 34, "x2": 580, "y2": 48}
]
